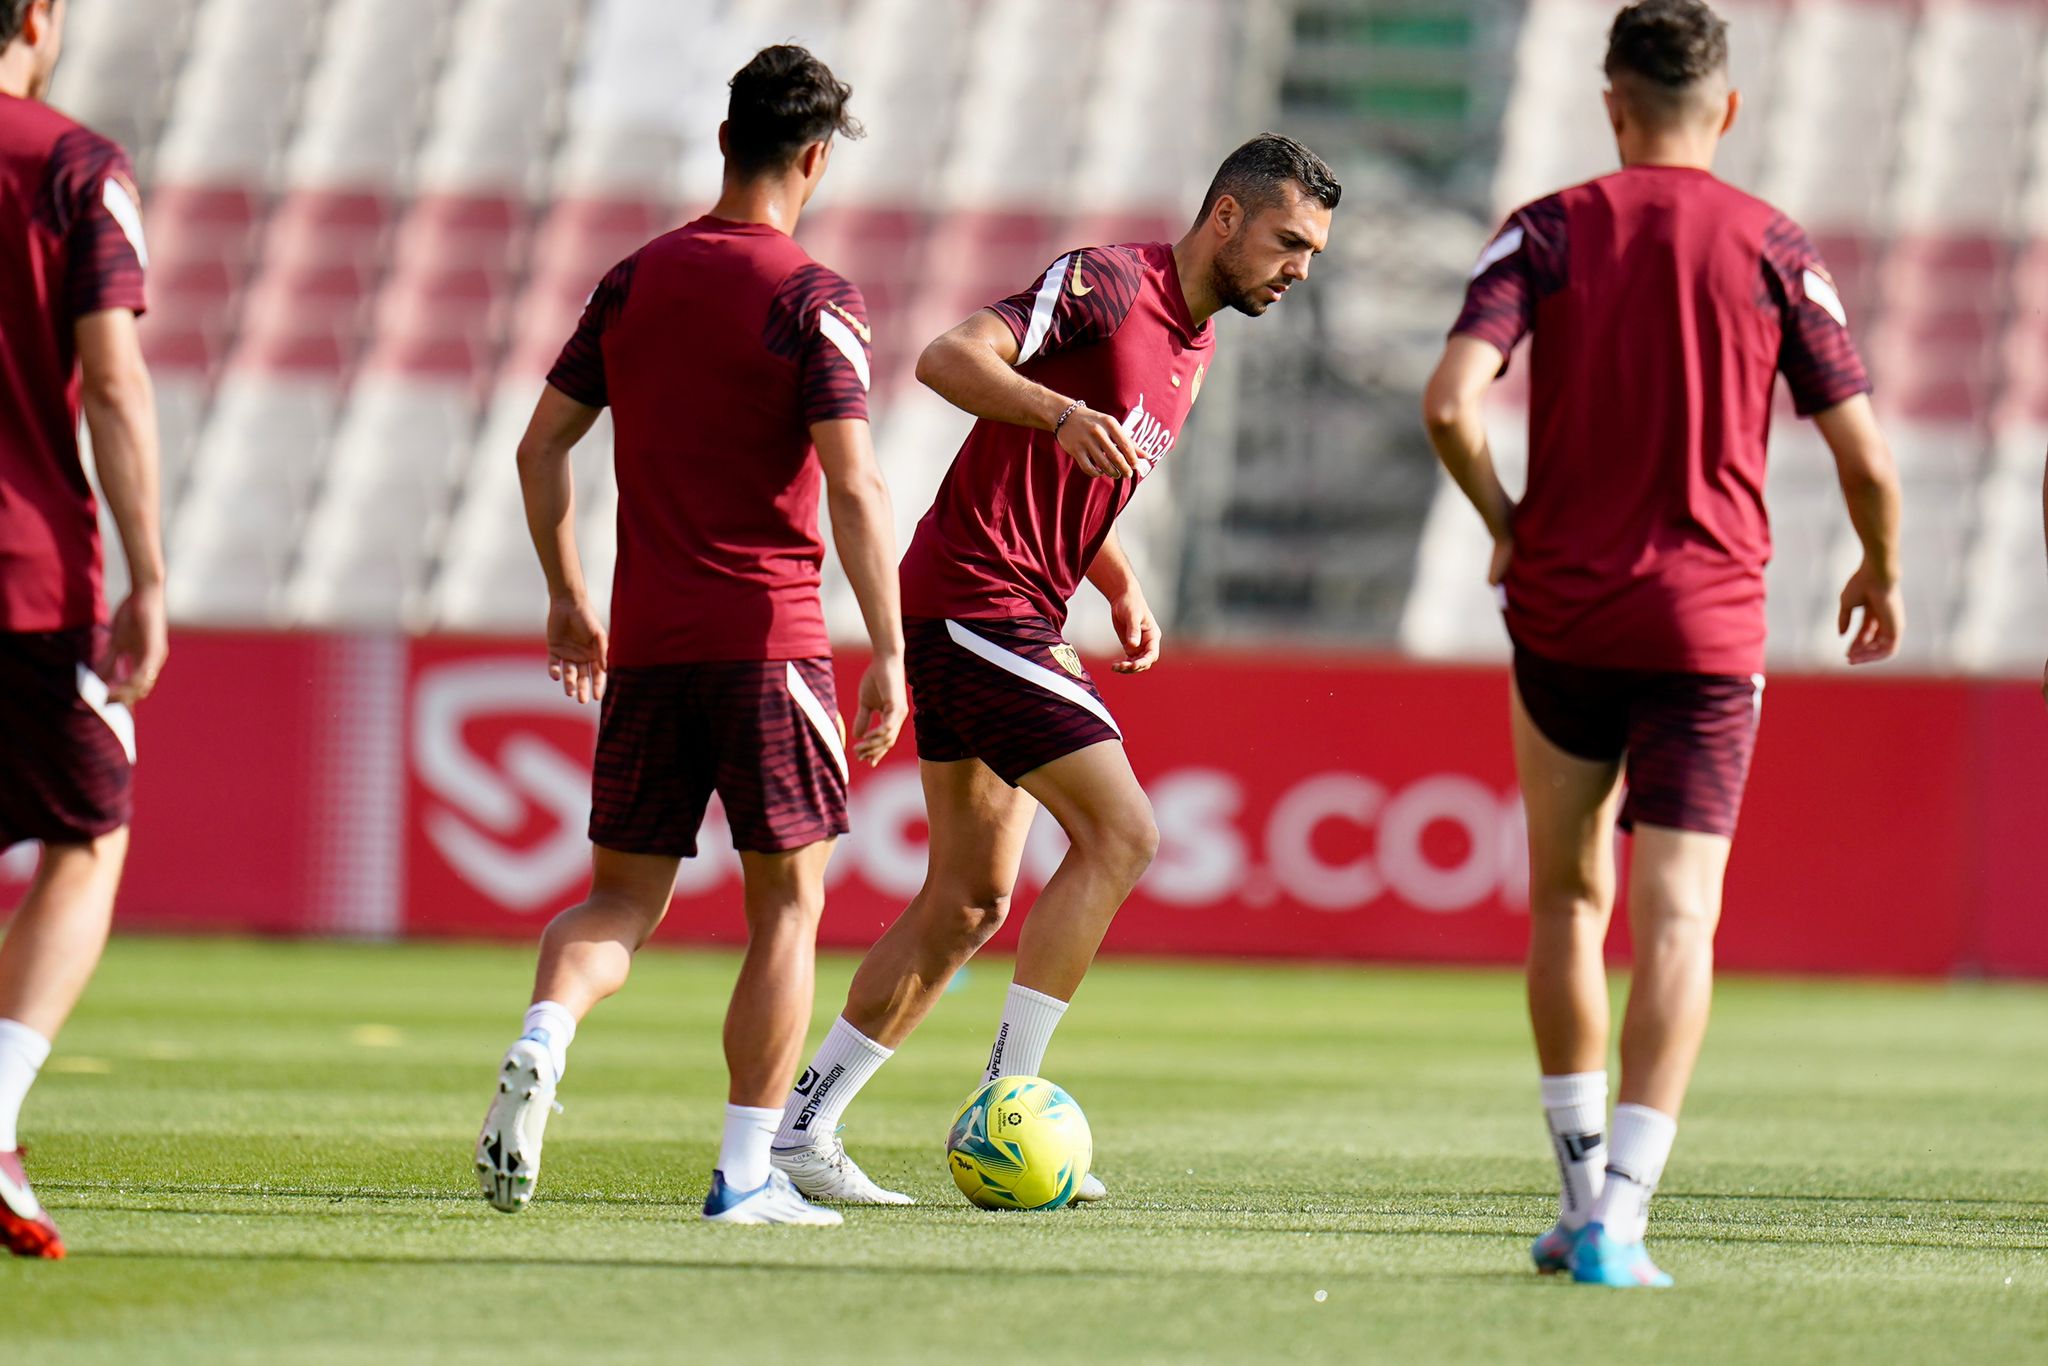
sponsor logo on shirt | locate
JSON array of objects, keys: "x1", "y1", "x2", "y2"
[
  {"x1": 1120, "y1": 393, "x2": 1176, "y2": 476},
  {"x1": 1068, "y1": 263, "x2": 1093, "y2": 298}
]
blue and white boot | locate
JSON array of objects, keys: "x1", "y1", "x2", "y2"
[
  {"x1": 1569, "y1": 1222, "x2": 1674, "y2": 1287},
  {"x1": 702, "y1": 1168, "x2": 844, "y2": 1225}
]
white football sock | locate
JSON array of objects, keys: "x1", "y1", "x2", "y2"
[
  {"x1": 0, "y1": 1019, "x2": 53, "y2": 1151},
  {"x1": 519, "y1": 1000, "x2": 577, "y2": 1085},
  {"x1": 1539, "y1": 1071, "x2": 1609, "y2": 1230},
  {"x1": 1593, "y1": 1102, "x2": 1678, "y2": 1243},
  {"x1": 719, "y1": 1104, "x2": 780, "y2": 1191},
  {"x1": 982, "y1": 982, "x2": 1069, "y2": 1084},
  {"x1": 774, "y1": 1017, "x2": 893, "y2": 1150}
]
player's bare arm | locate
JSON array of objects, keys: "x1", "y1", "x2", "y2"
[
  {"x1": 915, "y1": 310, "x2": 1141, "y2": 479},
  {"x1": 515, "y1": 383, "x2": 606, "y2": 703},
  {"x1": 1422, "y1": 333, "x2": 1518, "y2": 585},
  {"x1": 77, "y1": 308, "x2": 166, "y2": 706},
  {"x1": 1812, "y1": 394, "x2": 1904, "y2": 665},
  {"x1": 814, "y1": 417, "x2": 907, "y2": 765},
  {"x1": 1085, "y1": 529, "x2": 1160, "y2": 674}
]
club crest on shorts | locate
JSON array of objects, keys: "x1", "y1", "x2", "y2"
[{"x1": 1049, "y1": 644, "x2": 1085, "y2": 678}]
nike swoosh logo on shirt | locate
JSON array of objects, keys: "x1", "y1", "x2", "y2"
[{"x1": 1068, "y1": 266, "x2": 1093, "y2": 298}]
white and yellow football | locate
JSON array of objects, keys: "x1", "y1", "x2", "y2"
[{"x1": 945, "y1": 1075, "x2": 1093, "y2": 1210}]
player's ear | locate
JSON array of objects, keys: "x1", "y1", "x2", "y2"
[
  {"x1": 1602, "y1": 87, "x2": 1626, "y2": 140},
  {"x1": 1720, "y1": 87, "x2": 1741, "y2": 138},
  {"x1": 1213, "y1": 192, "x2": 1241, "y2": 240},
  {"x1": 717, "y1": 121, "x2": 730, "y2": 159}
]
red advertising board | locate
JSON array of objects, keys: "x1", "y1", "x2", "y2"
[{"x1": 5, "y1": 630, "x2": 2045, "y2": 978}]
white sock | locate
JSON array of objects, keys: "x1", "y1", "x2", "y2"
[
  {"x1": 773, "y1": 1016, "x2": 893, "y2": 1150},
  {"x1": 719, "y1": 1104, "x2": 780, "y2": 1190},
  {"x1": 520, "y1": 1000, "x2": 577, "y2": 1085},
  {"x1": 1593, "y1": 1102, "x2": 1678, "y2": 1243},
  {"x1": 1540, "y1": 1071, "x2": 1608, "y2": 1230},
  {"x1": 0, "y1": 1019, "x2": 53, "y2": 1151},
  {"x1": 982, "y1": 982, "x2": 1069, "y2": 1084}
]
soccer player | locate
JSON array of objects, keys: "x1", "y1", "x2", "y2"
[
  {"x1": 769, "y1": 135, "x2": 1340, "y2": 1206},
  {"x1": 0, "y1": 0, "x2": 166, "y2": 1260},
  {"x1": 1422, "y1": 0, "x2": 1903, "y2": 1287},
  {"x1": 472, "y1": 46, "x2": 907, "y2": 1227}
]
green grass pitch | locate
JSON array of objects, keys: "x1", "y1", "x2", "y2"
[{"x1": 4, "y1": 938, "x2": 2044, "y2": 1363}]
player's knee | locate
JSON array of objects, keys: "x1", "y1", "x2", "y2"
[
  {"x1": 935, "y1": 890, "x2": 1012, "y2": 949},
  {"x1": 1636, "y1": 892, "x2": 1721, "y2": 949},
  {"x1": 1528, "y1": 887, "x2": 1608, "y2": 924},
  {"x1": 1081, "y1": 805, "x2": 1159, "y2": 888}
]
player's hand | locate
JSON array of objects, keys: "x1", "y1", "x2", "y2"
[
  {"x1": 1109, "y1": 591, "x2": 1161, "y2": 674},
  {"x1": 546, "y1": 596, "x2": 609, "y2": 704},
  {"x1": 1488, "y1": 535, "x2": 1514, "y2": 587},
  {"x1": 1837, "y1": 560, "x2": 1903, "y2": 666},
  {"x1": 1056, "y1": 404, "x2": 1141, "y2": 479},
  {"x1": 101, "y1": 582, "x2": 168, "y2": 706},
  {"x1": 851, "y1": 652, "x2": 908, "y2": 765}
]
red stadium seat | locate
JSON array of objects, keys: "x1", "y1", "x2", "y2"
[
  {"x1": 265, "y1": 189, "x2": 395, "y2": 273},
  {"x1": 1880, "y1": 234, "x2": 2010, "y2": 315},
  {"x1": 392, "y1": 194, "x2": 528, "y2": 275},
  {"x1": 528, "y1": 197, "x2": 670, "y2": 287}
]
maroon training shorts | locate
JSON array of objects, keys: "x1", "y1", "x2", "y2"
[
  {"x1": 1512, "y1": 642, "x2": 1762, "y2": 839},
  {"x1": 588, "y1": 657, "x2": 849, "y2": 858},
  {"x1": 906, "y1": 616, "x2": 1121, "y2": 786},
  {"x1": 0, "y1": 628, "x2": 134, "y2": 848}
]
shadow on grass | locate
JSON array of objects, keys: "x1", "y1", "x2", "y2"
[{"x1": 64, "y1": 1248, "x2": 1535, "y2": 1283}]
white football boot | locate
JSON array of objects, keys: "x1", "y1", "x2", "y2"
[
  {"x1": 1073, "y1": 1172, "x2": 1108, "y2": 1203},
  {"x1": 771, "y1": 1130, "x2": 915, "y2": 1205},
  {"x1": 475, "y1": 1038, "x2": 559, "y2": 1212},
  {"x1": 701, "y1": 1168, "x2": 844, "y2": 1225}
]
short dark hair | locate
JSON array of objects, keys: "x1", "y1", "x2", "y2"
[
  {"x1": 1605, "y1": 0, "x2": 1729, "y2": 111},
  {"x1": 1197, "y1": 133, "x2": 1342, "y2": 224},
  {"x1": 725, "y1": 45, "x2": 862, "y2": 178},
  {"x1": 0, "y1": 0, "x2": 34, "y2": 47}
]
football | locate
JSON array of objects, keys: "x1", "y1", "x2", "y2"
[{"x1": 945, "y1": 1075, "x2": 1094, "y2": 1210}]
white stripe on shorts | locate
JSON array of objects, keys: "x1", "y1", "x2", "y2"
[
  {"x1": 943, "y1": 620, "x2": 1122, "y2": 739},
  {"x1": 74, "y1": 663, "x2": 136, "y2": 764},
  {"x1": 784, "y1": 661, "x2": 849, "y2": 784}
]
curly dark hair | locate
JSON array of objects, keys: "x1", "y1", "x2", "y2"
[
  {"x1": 725, "y1": 44, "x2": 864, "y2": 177},
  {"x1": 1605, "y1": 0, "x2": 1729, "y2": 91},
  {"x1": 1197, "y1": 133, "x2": 1343, "y2": 223}
]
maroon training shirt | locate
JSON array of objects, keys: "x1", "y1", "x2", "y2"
[
  {"x1": 1452, "y1": 165, "x2": 1870, "y2": 675},
  {"x1": 548, "y1": 216, "x2": 871, "y2": 666},
  {"x1": 0, "y1": 93, "x2": 148, "y2": 632},
  {"x1": 900, "y1": 241, "x2": 1215, "y2": 627}
]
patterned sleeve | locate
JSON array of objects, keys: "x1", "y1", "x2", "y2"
[
  {"x1": 1762, "y1": 215, "x2": 1872, "y2": 417},
  {"x1": 764, "y1": 264, "x2": 871, "y2": 425},
  {"x1": 51, "y1": 129, "x2": 148, "y2": 320},
  {"x1": 546, "y1": 256, "x2": 636, "y2": 409},
  {"x1": 985, "y1": 246, "x2": 1143, "y2": 363},
  {"x1": 1449, "y1": 195, "x2": 1568, "y2": 368}
]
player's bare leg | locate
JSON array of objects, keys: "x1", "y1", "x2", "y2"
[
  {"x1": 702, "y1": 841, "x2": 842, "y2": 1225},
  {"x1": 1561, "y1": 824, "x2": 1731, "y2": 1282},
  {"x1": 1509, "y1": 685, "x2": 1624, "y2": 1274},
  {"x1": 476, "y1": 847, "x2": 677, "y2": 1212},
  {"x1": 773, "y1": 759, "x2": 1034, "y2": 1206},
  {"x1": 1008, "y1": 741, "x2": 1157, "y2": 1003},
  {"x1": 0, "y1": 832, "x2": 128, "y2": 1259},
  {"x1": 841, "y1": 759, "x2": 1037, "y2": 1047},
  {"x1": 1616, "y1": 826, "x2": 1729, "y2": 1119},
  {"x1": 726, "y1": 844, "x2": 834, "y2": 1106},
  {"x1": 978, "y1": 740, "x2": 1156, "y2": 1203}
]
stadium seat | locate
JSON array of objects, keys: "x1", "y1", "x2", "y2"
[
  {"x1": 289, "y1": 376, "x2": 477, "y2": 625},
  {"x1": 413, "y1": 0, "x2": 576, "y2": 197},
  {"x1": 153, "y1": 0, "x2": 327, "y2": 187}
]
